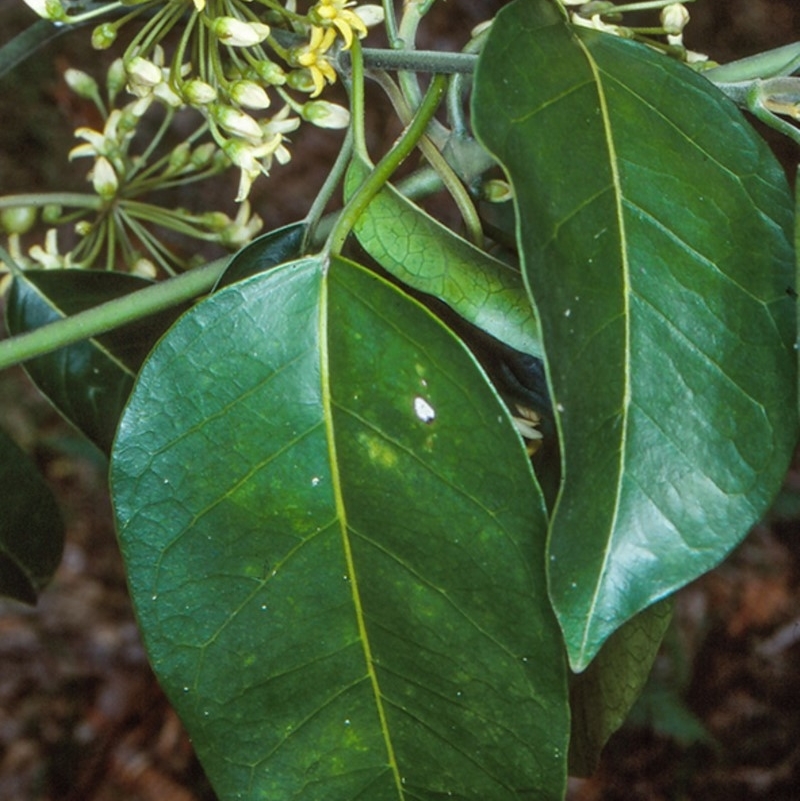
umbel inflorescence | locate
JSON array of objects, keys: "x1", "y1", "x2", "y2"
[{"x1": 8, "y1": 0, "x2": 382, "y2": 273}]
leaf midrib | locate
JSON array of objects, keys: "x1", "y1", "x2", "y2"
[
  {"x1": 571, "y1": 30, "x2": 632, "y2": 670},
  {"x1": 319, "y1": 265, "x2": 404, "y2": 797}
]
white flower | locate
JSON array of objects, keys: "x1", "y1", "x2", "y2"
[
  {"x1": 223, "y1": 109, "x2": 298, "y2": 201},
  {"x1": 126, "y1": 56, "x2": 162, "y2": 97},
  {"x1": 218, "y1": 201, "x2": 264, "y2": 248},
  {"x1": 685, "y1": 49, "x2": 709, "y2": 65},
  {"x1": 29, "y1": 229, "x2": 72, "y2": 269},
  {"x1": 213, "y1": 105, "x2": 264, "y2": 143},
  {"x1": 224, "y1": 140, "x2": 276, "y2": 201},
  {"x1": 153, "y1": 81, "x2": 183, "y2": 108},
  {"x1": 570, "y1": 13, "x2": 630, "y2": 37},
  {"x1": 125, "y1": 47, "x2": 188, "y2": 107},
  {"x1": 69, "y1": 110, "x2": 124, "y2": 160},
  {"x1": 64, "y1": 69, "x2": 99, "y2": 100}
]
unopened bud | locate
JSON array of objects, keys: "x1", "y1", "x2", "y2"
[
  {"x1": 183, "y1": 79, "x2": 218, "y2": 105},
  {"x1": 230, "y1": 80, "x2": 271, "y2": 110},
  {"x1": 301, "y1": 100, "x2": 350, "y2": 129},
  {"x1": 212, "y1": 17, "x2": 271, "y2": 47},
  {"x1": 132, "y1": 258, "x2": 157, "y2": 279},
  {"x1": 481, "y1": 179, "x2": 513, "y2": 203},
  {"x1": 286, "y1": 69, "x2": 316, "y2": 93},
  {"x1": 91, "y1": 156, "x2": 119, "y2": 199},
  {"x1": 354, "y1": 5, "x2": 384, "y2": 28},
  {"x1": 201, "y1": 212, "x2": 230, "y2": 231},
  {"x1": 168, "y1": 142, "x2": 192, "y2": 173},
  {"x1": 190, "y1": 142, "x2": 218, "y2": 168},
  {"x1": 0, "y1": 206, "x2": 37, "y2": 236},
  {"x1": 64, "y1": 69, "x2": 99, "y2": 100},
  {"x1": 106, "y1": 59, "x2": 127, "y2": 101},
  {"x1": 661, "y1": 3, "x2": 690, "y2": 36},
  {"x1": 92, "y1": 23, "x2": 118, "y2": 50},
  {"x1": 42, "y1": 204, "x2": 62, "y2": 224},
  {"x1": 253, "y1": 60, "x2": 286, "y2": 86}
]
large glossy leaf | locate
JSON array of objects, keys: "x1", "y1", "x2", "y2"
[
  {"x1": 473, "y1": 0, "x2": 798, "y2": 669},
  {"x1": 111, "y1": 255, "x2": 569, "y2": 800},
  {"x1": 346, "y1": 156, "x2": 542, "y2": 357},
  {"x1": 6, "y1": 269, "x2": 188, "y2": 454},
  {"x1": 0, "y1": 426, "x2": 63, "y2": 604}
]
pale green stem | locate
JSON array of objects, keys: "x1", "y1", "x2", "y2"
[
  {"x1": 0, "y1": 244, "x2": 22, "y2": 276},
  {"x1": 0, "y1": 258, "x2": 227, "y2": 371},
  {"x1": 326, "y1": 72, "x2": 448, "y2": 256},
  {"x1": 0, "y1": 194, "x2": 102, "y2": 211},
  {"x1": 303, "y1": 126, "x2": 354, "y2": 251},
  {"x1": 382, "y1": 0, "x2": 401, "y2": 48},
  {"x1": 65, "y1": 1, "x2": 127, "y2": 24},
  {"x1": 350, "y1": 39, "x2": 369, "y2": 160},
  {"x1": 396, "y1": 2, "x2": 424, "y2": 109},
  {"x1": 369, "y1": 71, "x2": 482, "y2": 245}
]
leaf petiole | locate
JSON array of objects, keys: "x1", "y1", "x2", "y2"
[{"x1": 325, "y1": 60, "x2": 447, "y2": 256}]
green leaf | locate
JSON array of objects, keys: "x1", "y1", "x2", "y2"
[
  {"x1": 568, "y1": 599, "x2": 672, "y2": 776},
  {"x1": 6, "y1": 269, "x2": 188, "y2": 454},
  {"x1": 214, "y1": 221, "x2": 307, "y2": 290},
  {"x1": 346, "y1": 156, "x2": 542, "y2": 357},
  {"x1": 111, "y1": 254, "x2": 569, "y2": 800},
  {"x1": 473, "y1": 0, "x2": 798, "y2": 670},
  {"x1": 0, "y1": 426, "x2": 63, "y2": 604}
]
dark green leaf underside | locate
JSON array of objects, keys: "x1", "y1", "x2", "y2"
[
  {"x1": 568, "y1": 599, "x2": 673, "y2": 776},
  {"x1": 0, "y1": 426, "x2": 63, "y2": 604},
  {"x1": 214, "y1": 221, "x2": 306, "y2": 289},
  {"x1": 6, "y1": 269, "x2": 187, "y2": 453}
]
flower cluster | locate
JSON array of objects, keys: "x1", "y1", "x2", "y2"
[
  {"x1": 2, "y1": 60, "x2": 265, "y2": 276},
  {"x1": 8, "y1": 1, "x2": 385, "y2": 274},
  {"x1": 22, "y1": 0, "x2": 384, "y2": 205},
  {"x1": 563, "y1": 1, "x2": 706, "y2": 64}
]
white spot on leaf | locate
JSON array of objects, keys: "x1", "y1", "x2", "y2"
[{"x1": 413, "y1": 396, "x2": 436, "y2": 423}]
